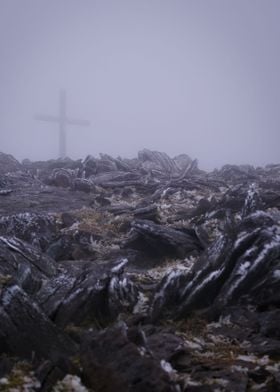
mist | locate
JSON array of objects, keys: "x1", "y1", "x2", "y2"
[{"x1": 0, "y1": 0, "x2": 279, "y2": 170}]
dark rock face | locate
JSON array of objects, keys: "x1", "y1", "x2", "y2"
[
  {"x1": 0, "y1": 283, "x2": 77, "y2": 363},
  {"x1": 0, "y1": 150, "x2": 280, "y2": 391},
  {"x1": 81, "y1": 324, "x2": 179, "y2": 392},
  {"x1": 123, "y1": 219, "x2": 204, "y2": 258}
]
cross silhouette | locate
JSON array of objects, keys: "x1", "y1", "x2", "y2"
[{"x1": 35, "y1": 89, "x2": 90, "y2": 158}]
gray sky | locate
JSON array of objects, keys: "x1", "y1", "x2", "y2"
[{"x1": 0, "y1": 0, "x2": 279, "y2": 169}]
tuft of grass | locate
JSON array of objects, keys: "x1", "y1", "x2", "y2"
[
  {"x1": 0, "y1": 362, "x2": 40, "y2": 392},
  {"x1": 71, "y1": 208, "x2": 123, "y2": 238}
]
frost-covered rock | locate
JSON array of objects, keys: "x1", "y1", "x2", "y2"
[
  {"x1": 151, "y1": 212, "x2": 280, "y2": 320},
  {"x1": 0, "y1": 236, "x2": 57, "y2": 294}
]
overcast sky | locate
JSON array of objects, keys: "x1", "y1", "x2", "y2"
[{"x1": 0, "y1": 0, "x2": 279, "y2": 169}]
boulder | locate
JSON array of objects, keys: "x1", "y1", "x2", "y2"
[
  {"x1": 80, "y1": 323, "x2": 179, "y2": 392},
  {"x1": 0, "y1": 152, "x2": 21, "y2": 174}
]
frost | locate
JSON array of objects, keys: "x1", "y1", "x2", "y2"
[
  {"x1": 1, "y1": 284, "x2": 20, "y2": 307},
  {"x1": 183, "y1": 375, "x2": 202, "y2": 387},
  {"x1": 160, "y1": 360, "x2": 174, "y2": 374},
  {"x1": 133, "y1": 292, "x2": 149, "y2": 314},
  {"x1": 0, "y1": 378, "x2": 9, "y2": 385},
  {"x1": 206, "y1": 378, "x2": 229, "y2": 387},
  {"x1": 186, "y1": 268, "x2": 224, "y2": 301},
  {"x1": 251, "y1": 382, "x2": 270, "y2": 391},
  {"x1": 153, "y1": 269, "x2": 182, "y2": 303},
  {"x1": 0, "y1": 367, "x2": 40, "y2": 392},
  {"x1": 226, "y1": 227, "x2": 280, "y2": 299},
  {"x1": 237, "y1": 354, "x2": 270, "y2": 365},
  {"x1": 230, "y1": 365, "x2": 249, "y2": 374},
  {"x1": 183, "y1": 339, "x2": 203, "y2": 351},
  {"x1": 52, "y1": 375, "x2": 89, "y2": 392},
  {"x1": 111, "y1": 258, "x2": 128, "y2": 273},
  {"x1": 233, "y1": 231, "x2": 254, "y2": 251},
  {"x1": 237, "y1": 261, "x2": 251, "y2": 275}
]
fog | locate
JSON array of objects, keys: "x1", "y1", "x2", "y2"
[{"x1": 0, "y1": 0, "x2": 279, "y2": 170}]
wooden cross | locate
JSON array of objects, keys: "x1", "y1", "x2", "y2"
[{"x1": 35, "y1": 89, "x2": 90, "y2": 158}]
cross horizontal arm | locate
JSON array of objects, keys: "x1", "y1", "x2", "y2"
[
  {"x1": 35, "y1": 114, "x2": 60, "y2": 123},
  {"x1": 66, "y1": 118, "x2": 90, "y2": 126}
]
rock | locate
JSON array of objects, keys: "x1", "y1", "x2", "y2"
[
  {"x1": 124, "y1": 219, "x2": 204, "y2": 258},
  {"x1": 218, "y1": 164, "x2": 258, "y2": 183},
  {"x1": 0, "y1": 189, "x2": 13, "y2": 196},
  {"x1": 80, "y1": 323, "x2": 179, "y2": 392},
  {"x1": 0, "y1": 283, "x2": 77, "y2": 363},
  {"x1": 48, "y1": 168, "x2": 77, "y2": 188},
  {"x1": 90, "y1": 171, "x2": 141, "y2": 188},
  {"x1": 173, "y1": 153, "x2": 193, "y2": 171},
  {"x1": 1, "y1": 150, "x2": 280, "y2": 391},
  {"x1": 133, "y1": 204, "x2": 160, "y2": 222},
  {"x1": 96, "y1": 158, "x2": 118, "y2": 173},
  {"x1": 0, "y1": 212, "x2": 58, "y2": 250},
  {"x1": 36, "y1": 258, "x2": 138, "y2": 327},
  {"x1": 151, "y1": 207, "x2": 280, "y2": 320},
  {"x1": 138, "y1": 149, "x2": 179, "y2": 176},
  {"x1": 0, "y1": 236, "x2": 57, "y2": 295},
  {"x1": 72, "y1": 178, "x2": 92, "y2": 193},
  {"x1": 0, "y1": 152, "x2": 21, "y2": 174},
  {"x1": 258, "y1": 310, "x2": 280, "y2": 339},
  {"x1": 241, "y1": 182, "x2": 263, "y2": 217}
]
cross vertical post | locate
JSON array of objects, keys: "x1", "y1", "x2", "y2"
[{"x1": 59, "y1": 89, "x2": 66, "y2": 158}]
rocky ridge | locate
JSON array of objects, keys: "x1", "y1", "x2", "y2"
[{"x1": 0, "y1": 150, "x2": 280, "y2": 391}]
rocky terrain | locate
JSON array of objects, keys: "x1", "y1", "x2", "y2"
[{"x1": 0, "y1": 150, "x2": 280, "y2": 391}]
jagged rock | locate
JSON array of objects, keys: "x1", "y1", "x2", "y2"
[
  {"x1": 48, "y1": 168, "x2": 78, "y2": 188},
  {"x1": 241, "y1": 182, "x2": 263, "y2": 217},
  {"x1": 60, "y1": 212, "x2": 77, "y2": 228},
  {"x1": 80, "y1": 323, "x2": 179, "y2": 392},
  {"x1": 218, "y1": 164, "x2": 258, "y2": 182},
  {"x1": 23, "y1": 156, "x2": 82, "y2": 173},
  {"x1": 0, "y1": 152, "x2": 21, "y2": 174},
  {"x1": 72, "y1": 178, "x2": 92, "y2": 193},
  {"x1": 151, "y1": 207, "x2": 280, "y2": 321},
  {"x1": 123, "y1": 219, "x2": 204, "y2": 258},
  {"x1": 1, "y1": 150, "x2": 280, "y2": 391},
  {"x1": 0, "y1": 212, "x2": 58, "y2": 250},
  {"x1": 133, "y1": 204, "x2": 160, "y2": 222},
  {"x1": 90, "y1": 171, "x2": 141, "y2": 187},
  {"x1": 46, "y1": 225, "x2": 104, "y2": 261},
  {"x1": 96, "y1": 158, "x2": 118, "y2": 173},
  {"x1": 173, "y1": 153, "x2": 193, "y2": 171},
  {"x1": 0, "y1": 283, "x2": 77, "y2": 363},
  {"x1": 258, "y1": 310, "x2": 280, "y2": 339},
  {"x1": 0, "y1": 236, "x2": 57, "y2": 295},
  {"x1": 36, "y1": 258, "x2": 139, "y2": 327},
  {"x1": 82, "y1": 154, "x2": 97, "y2": 176},
  {"x1": 138, "y1": 149, "x2": 179, "y2": 176},
  {"x1": 35, "y1": 360, "x2": 69, "y2": 392}
]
